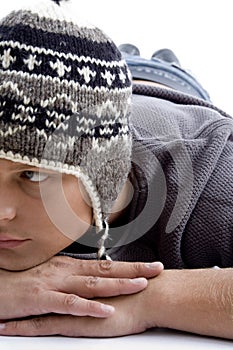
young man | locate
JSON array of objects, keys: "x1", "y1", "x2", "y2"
[{"x1": 0, "y1": 0, "x2": 233, "y2": 340}]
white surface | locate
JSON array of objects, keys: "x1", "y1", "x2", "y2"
[
  {"x1": 0, "y1": 329, "x2": 232, "y2": 350},
  {"x1": 1, "y1": 0, "x2": 233, "y2": 116}
]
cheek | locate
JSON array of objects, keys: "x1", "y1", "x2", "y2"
[
  {"x1": 19, "y1": 198, "x2": 58, "y2": 235},
  {"x1": 37, "y1": 178, "x2": 92, "y2": 242},
  {"x1": 63, "y1": 183, "x2": 93, "y2": 235},
  {"x1": 66, "y1": 186, "x2": 92, "y2": 222}
]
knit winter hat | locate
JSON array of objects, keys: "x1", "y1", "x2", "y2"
[{"x1": 0, "y1": 0, "x2": 132, "y2": 258}]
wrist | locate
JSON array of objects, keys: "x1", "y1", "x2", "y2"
[
  {"x1": 142, "y1": 268, "x2": 233, "y2": 339},
  {"x1": 142, "y1": 270, "x2": 177, "y2": 329},
  {"x1": 144, "y1": 269, "x2": 214, "y2": 330}
]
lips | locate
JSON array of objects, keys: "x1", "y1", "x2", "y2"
[{"x1": 0, "y1": 236, "x2": 29, "y2": 249}]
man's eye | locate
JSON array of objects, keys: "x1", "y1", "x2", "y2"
[{"x1": 22, "y1": 171, "x2": 49, "y2": 183}]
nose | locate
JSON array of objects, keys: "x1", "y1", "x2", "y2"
[
  {"x1": 0, "y1": 206, "x2": 16, "y2": 221},
  {"x1": 0, "y1": 184, "x2": 17, "y2": 222}
]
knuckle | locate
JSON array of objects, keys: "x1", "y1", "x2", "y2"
[
  {"x1": 99, "y1": 260, "x2": 113, "y2": 274},
  {"x1": 31, "y1": 285, "x2": 43, "y2": 295},
  {"x1": 75, "y1": 259, "x2": 86, "y2": 273},
  {"x1": 32, "y1": 266, "x2": 42, "y2": 276},
  {"x1": 49, "y1": 256, "x2": 70, "y2": 269},
  {"x1": 115, "y1": 278, "x2": 127, "y2": 294},
  {"x1": 30, "y1": 317, "x2": 44, "y2": 330},
  {"x1": 85, "y1": 299, "x2": 97, "y2": 313},
  {"x1": 63, "y1": 294, "x2": 78, "y2": 309},
  {"x1": 85, "y1": 276, "x2": 99, "y2": 288},
  {"x1": 7, "y1": 320, "x2": 19, "y2": 331},
  {"x1": 132, "y1": 262, "x2": 143, "y2": 275},
  {"x1": 117, "y1": 278, "x2": 127, "y2": 286}
]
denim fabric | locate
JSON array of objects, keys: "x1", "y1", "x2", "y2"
[{"x1": 122, "y1": 53, "x2": 211, "y2": 102}]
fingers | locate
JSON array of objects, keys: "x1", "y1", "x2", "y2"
[
  {"x1": 61, "y1": 276, "x2": 148, "y2": 297},
  {"x1": 0, "y1": 315, "x2": 96, "y2": 337},
  {"x1": 0, "y1": 314, "x2": 141, "y2": 338},
  {"x1": 0, "y1": 316, "x2": 66, "y2": 337},
  {"x1": 91, "y1": 260, "x2": 163, "y2": 279},
  {"x1": 38, "y1": 291, "x2": 115, "y2": 317},
  {"x1": 49, "y1": 256, "x2": 164, "y2": 279}
]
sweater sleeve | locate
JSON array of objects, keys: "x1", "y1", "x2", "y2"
[
  {"x1": 127, "y1": 92, "x2": 233, "y2": 269},
  {"x1": 182, "y1": 134, "x2": 233, "y2": 268}
]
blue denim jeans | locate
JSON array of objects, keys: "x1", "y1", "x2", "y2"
[{"x1": 122, "y1": 53, "x2": 211, "y2": 102}]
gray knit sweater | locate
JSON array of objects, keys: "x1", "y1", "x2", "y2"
[{"x1": 60, "y1": 84, "x2": 233, "y2": 269}]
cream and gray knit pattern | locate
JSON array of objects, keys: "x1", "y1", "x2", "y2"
[{"x1": 0, "y1": 0, "x2": 132, "y2": 258}]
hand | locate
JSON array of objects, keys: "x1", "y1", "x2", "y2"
[
  {"x1": 0, "y1": 283, "x2": 152, "y2": 337},
  {"x1": 2, "y1": 268, "x2": 232, "y2": 340},
  {"x1": 0, "y1": 255, "x2": 163, "y2": 321}
]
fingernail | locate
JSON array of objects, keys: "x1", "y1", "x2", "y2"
[
  {"x1": 101, "y1": 304, "x2": 115, "y2": 313},
  {"x1": 130, "y1": 277, "x2": 147, "y2": 284},
  {"x1": 145, "y1": 262, "x2": 163, "y2": 269},
  {"x1": 0, "y1": 324, "x2": 5, "y2": 330}
]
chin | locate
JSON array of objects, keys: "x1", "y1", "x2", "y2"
[{"x1": 0, "y1": 258, "x2": 45, "y2": 272}]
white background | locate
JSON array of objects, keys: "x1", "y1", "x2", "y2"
[
  {"x1": 1, "y1": 2, "x2": 233, "y2": 346},
  {"x1": 1, "y1": 0, "x2": 233, "y2": 115},
  {"x1": 1, "y1": 328, "x2": 233, "y2": 349}
]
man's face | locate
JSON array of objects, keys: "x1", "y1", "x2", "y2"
[{"x1": 0, "y1": 159, "x2": 92, "y2": 271}]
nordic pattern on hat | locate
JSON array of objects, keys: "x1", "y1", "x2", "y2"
[{"x1": 0, "y1": 0, "x2": 132, "y2": 258}]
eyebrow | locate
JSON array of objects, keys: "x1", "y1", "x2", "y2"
[
  {"x1": 9, "y1": 164, "x2": 57, "y2": 174},
  {"x1": 13, "y1": 164, "x2": 38, "y2": 171}
]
